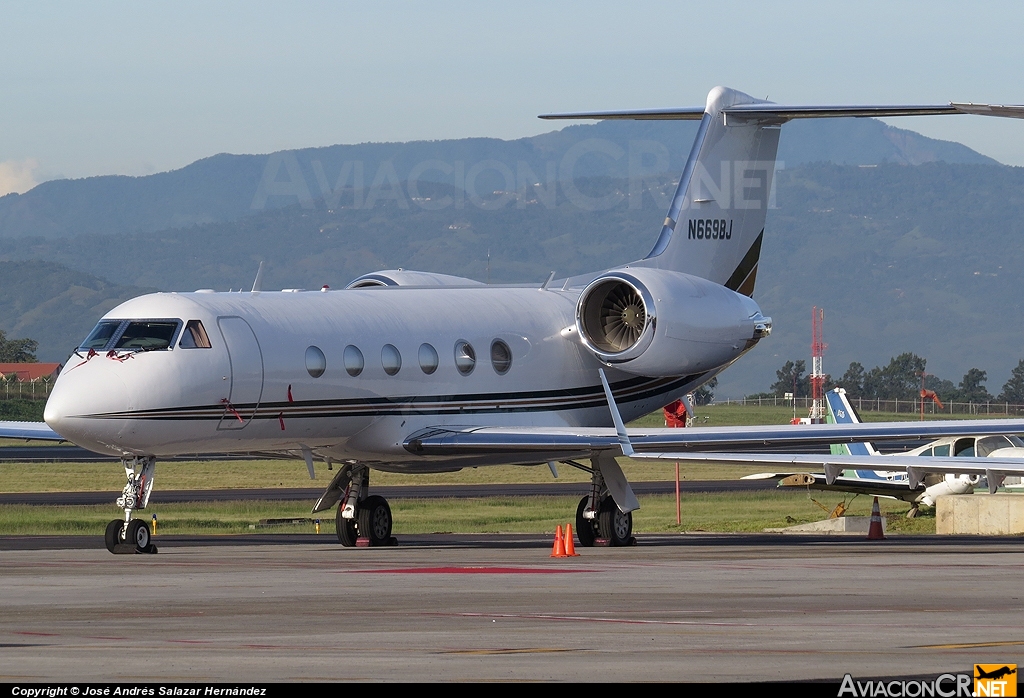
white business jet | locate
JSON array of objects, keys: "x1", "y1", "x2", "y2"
[{"x1": 7, "y1": 87, "x2": 1024, "y2": 554}]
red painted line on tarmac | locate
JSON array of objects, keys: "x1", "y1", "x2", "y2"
[
  {"x1": 348, "y1": 566, "x2": 593, "y2": 574},
  {"x1": 15, "y1": 631, "x2": 60, "y2": 636}
]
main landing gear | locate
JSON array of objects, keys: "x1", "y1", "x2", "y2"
[
  {"x1": 104, "y1": 456, "x2": 158, "y2": 554},
  {"x1": 331, "y1": 465, "x2": 397, "y2": 547},
  {"x1": 573, "y1": 454, "x2": 635, "y2": 547}
]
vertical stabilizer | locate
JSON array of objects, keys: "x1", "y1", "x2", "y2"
[
  {"x1": 540, "y1": 89, "x2": 1024, "y2": 294},
  {"x1": 635, "y1": 87, "x2": 781, "y2": 295},
  {"x1": 826, "y1": 388, "x2": 882, "y2": 480}
]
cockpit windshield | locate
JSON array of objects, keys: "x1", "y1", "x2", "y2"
[
  {"x1": 977, "y1": 435, "x2": 1024, "y2": 456},
  {"x1": 78, "y1": 319, "x2": 182, "y2": 352},
  {"x1": 115, "y1": 322, "x2": 180, "y2": 350}
]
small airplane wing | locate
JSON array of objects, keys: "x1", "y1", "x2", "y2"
[
  {"x1": 769, "y1": 472, "x2": 912, "y2": 500},
  {"x1": 679, "y1": 452, "x2": 1024, "y2": 493},
  {"x1": 0, "y1": 420, "x2": 64, "y2": 441}
]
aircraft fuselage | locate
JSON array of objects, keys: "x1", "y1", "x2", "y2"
[{"x1": 43, "y1": 285, "x2": 718, "y2": 469}]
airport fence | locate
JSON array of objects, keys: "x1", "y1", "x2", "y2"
[
  {"x1": 1, "y1": 380, "x2": 53, "y2": 401},
  {"x1": 715, "y1": 395, "x2": 1024, "y2": 416}
]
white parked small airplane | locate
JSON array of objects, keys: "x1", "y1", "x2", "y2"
[
  {"x1": 742, "y1": 388, "x2": 1024, "y2": 516},
  {"x1": 7, "y1": 87, "x2": 1024, "y2": 554}
]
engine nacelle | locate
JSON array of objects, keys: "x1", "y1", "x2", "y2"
[
  {"x1": 346, "y1": 270, "x2": 484, "y2": 288},
  {"x1": 575, "y1": 268, "x2": 771, "y2": 377}
]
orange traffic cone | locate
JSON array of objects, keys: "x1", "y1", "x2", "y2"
[
  {"x1": 564, "y1": 524, "x2": 580, "y2": 556},
  {"x1": 867, "y1": 497, "x2": 885, "y2": 540},
  {"x1": 551, "y1": 525, "x2": 567, "y2": 557}
]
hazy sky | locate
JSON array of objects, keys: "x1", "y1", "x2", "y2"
[{"x1": 2, "y1": 1, "x2": 1023, "y2": 194}]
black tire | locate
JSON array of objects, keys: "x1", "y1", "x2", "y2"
[
  {"x1": 575, "y1": 496, "x2": 598, "y2": 547},
  {"x1": 598, "y1": 496, "x2": 633, "y2": 546},
  {"x1": 357, "y1": 495, "x2": 392, "y2": 546},
  {"x1": 104, "y1": 519, "x2": 123, "y2": 553},
  {"x1": 336, "y1": 505, "x2": 358, "y2": 547},
  {"x1": 126, "y1": 519, "x2": 150, "y2": 552}
]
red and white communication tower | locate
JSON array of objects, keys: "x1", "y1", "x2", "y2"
[{"x1": 809, "y1": 307, "x2": 827, "y2": 423}]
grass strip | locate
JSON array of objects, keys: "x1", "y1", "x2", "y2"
[{"x1": 0, "y1": 491, "x2": 933, "y2": 537}]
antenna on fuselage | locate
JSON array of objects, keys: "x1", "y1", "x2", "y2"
[{"x1": 250, "y1": 261, "x2": 265, "y2": 294}]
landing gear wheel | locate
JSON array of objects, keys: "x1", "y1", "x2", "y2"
[
  {"x1": 126, "y1": 519, "x2": 150, "y2": 553},
  {"x1": 336, "y1": 505, "x2": 358, "y2": 547},
  {"x1": 575, "y1": 496, "x2": 598, "y2": 547},
  {"x1": 357, "y1": 495, "x2": 393, "y2": 546},
  {"x1": 104, "y1": 519, "x2": 123, "y2": 553},
  {"x1": 598, "y1": 496, "x2": 633, "y2": 546}
]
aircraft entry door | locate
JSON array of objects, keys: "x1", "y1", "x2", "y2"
[{"x1": 217, "y1": 316, "x2": 264, "y2": 430}]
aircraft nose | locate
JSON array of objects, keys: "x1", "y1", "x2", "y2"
[{"x1": 44, "y1": 362, "x2": 131, "y2": 456}]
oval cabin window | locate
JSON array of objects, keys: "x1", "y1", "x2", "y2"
[
  {"x1": 454, "y1": 340, "x2": 476, "y2": 376},
  {"x1": 418, "y1": 343, "x2": 439, "y2": 375},
  {"x1": 381, "y1": 344, "x2": 402, "y2": 376},
  {"x1": 490, "y1": 339, "x2": 512, "y2": 375},
  {"x1": 344, "y1": 345, "x2": 364, "y2": 377},
  {"x1": 305, "y1": 346, "x2": 326, "y2": 378}
]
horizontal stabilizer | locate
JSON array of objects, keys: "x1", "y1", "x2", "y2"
[{"x1": 541, "y1": 102, "x2": 1024, "y2": 123}]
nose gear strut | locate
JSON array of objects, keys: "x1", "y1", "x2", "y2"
[{"x1": 104, "y1": 456, "x2": 158, "y2": 554}]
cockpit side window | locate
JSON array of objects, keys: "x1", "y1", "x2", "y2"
[
  {"x1": 80, "y1": 321, "x2": 122, "y2": 350},
  {"x1": 113, "y1": 321, "x2": 181, "y2": 351},
  {"x1": 179, "y1": 320, "x2": 212, "y2": 349}
]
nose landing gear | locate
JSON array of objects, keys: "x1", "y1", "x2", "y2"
[{"x1": 104, "y1": 456, "x2": 158, "y2": 554}]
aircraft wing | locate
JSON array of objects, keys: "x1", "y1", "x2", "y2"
[
  {"x1": 623, "y1": 451, "x2": 1024, "y2": 494},
  {"x1": 408, "y1": 371, "x2": 1024, "y2": 497},
  {"x1": 0, "y1": 420, "x2": 63, "y2": 441},
  {"x1": 765, "y1": 472, "x2": 914, "y2": 500},
  {"x1": 405, "y1": 419, "x2": 1024, "y2": 458}
]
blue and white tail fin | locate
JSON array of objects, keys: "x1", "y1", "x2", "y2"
[
  {"x1": 826, "y1": 387, "x2": 885, "y2": 480},
  {"x1": 541, "y1": 89, "x2": 1024, "y2": 296}
]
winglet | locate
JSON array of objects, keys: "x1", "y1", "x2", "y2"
[{"x1": 599, "y1": 369, "x2": 634, "y2": 457}]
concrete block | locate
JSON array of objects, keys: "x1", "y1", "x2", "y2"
[
  {"x1": 765, "y1": 516, "x2": 884, "y2": 535},
  {"x1": 936, "y1": 494, "x2": 1024, "y2": 534}
]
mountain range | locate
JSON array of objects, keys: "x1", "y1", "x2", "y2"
[
  {"x1": 0, "y1": 117, "x2": 994, "y2": 240},
  {"x1": 0, "y1": 117, "x2": 1019, "y2": 400}
]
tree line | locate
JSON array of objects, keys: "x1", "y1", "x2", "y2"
[
  {"x1": 0, "y1": 330, "x2": 38, "y2": 364},
  {"x1": 754, "y1": 352, "x2": 1024, "y2": 405}
]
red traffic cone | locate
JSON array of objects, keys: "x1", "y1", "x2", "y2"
[
  {"x1": 867, "y1": 497, "x2": 885, "y2": 540},
  {"x1": 564, "y1": 524, "x2": 580, "y2": 557},
  {"x1": 551, "y1": 524, "x2": 567, "y2": 557}
]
